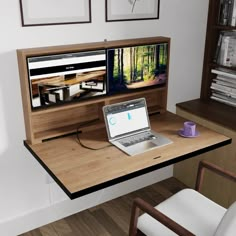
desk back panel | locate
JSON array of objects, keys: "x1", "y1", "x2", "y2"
[{"x1": 17, "y1": 37, "x2": 170, "y2": 144}]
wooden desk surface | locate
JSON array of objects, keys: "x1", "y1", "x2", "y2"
[{"x1": 24, "y1": 112, "x2": 231, "y2": 199}]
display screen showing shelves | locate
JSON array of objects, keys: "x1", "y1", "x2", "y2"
[
  {"x1": 26, "y1": 42, "x2": 169, "y2": 109},
  {"x1": 27, "y1": 50, "x2": 107, "y2": 109}
]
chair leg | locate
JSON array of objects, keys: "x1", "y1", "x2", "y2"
[
  {"x1": 129, "y1": 201, "x2": 141, "y2": 236},
  {"x1": 195, "y1": 160, "x2": 205, "y2": 192}
]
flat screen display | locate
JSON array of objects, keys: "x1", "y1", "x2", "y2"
[
  {"x1": 27, "y1": 50, "x2": 107, "y2": 108},
  {"x1": 107, "y1": 43, "x2": 168, "y2": 94}
]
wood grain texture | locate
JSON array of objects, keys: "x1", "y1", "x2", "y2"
[
  {"x1": 175, "y1": 105, "x2": 236, "y2": 207},
  {"x1": 25, "y1": 112, "x2": 231, "y2": 199},
  {"x1": 19, "y1": 177, "x2": 187, "y2": 236}
]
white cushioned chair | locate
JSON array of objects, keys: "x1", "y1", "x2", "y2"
[{"x1": 129, "y1": 160, "x2": 236, "y2": 236}]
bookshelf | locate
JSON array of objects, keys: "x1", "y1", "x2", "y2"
[
  {"x1": 177, "y1": 0, "x2": 236, "y2": 128},
  {"x1": 174, "y1": 0, "x2": 236, "y2": 208},
  {"x1": 201, "y1": 0, "x2": 236, "y2": 105}
]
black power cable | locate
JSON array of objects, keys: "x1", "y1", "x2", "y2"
[{"x1": 76, "y1": 119, "x2": 112, "y2": 150}]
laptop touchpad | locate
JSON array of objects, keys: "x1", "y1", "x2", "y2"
[
  {"x1": 144, "y1": 142, "x2": 157, "y2": 148},
  {"x1": 127, "y1": 141, "x2": 157, "y2": 156},
  {"x1": 134, "y1": 141, "x2": 157, "y2": 150}
]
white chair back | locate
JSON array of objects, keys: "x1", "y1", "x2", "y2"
[{"x1": 214, "y1": 201, "x2": 236, "y2": 236}]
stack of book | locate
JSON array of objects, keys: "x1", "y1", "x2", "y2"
[
  {"x1": 211, "y1": 68, "x2": 236, "y2": 107},
  {"x1": 214, "y1": 31, "x2": 236, "y2": 66},
  {"x1": 219, "y1": 0, "x2": 236, "y2": 26}
]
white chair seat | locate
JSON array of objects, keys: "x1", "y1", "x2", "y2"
[{"x1": 137, "y1": 188, "x2": 226, "y2": 236}]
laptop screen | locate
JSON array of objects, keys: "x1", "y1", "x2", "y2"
[{"x1": 103, "y1": 98, "x2": 150, "y2": 139}]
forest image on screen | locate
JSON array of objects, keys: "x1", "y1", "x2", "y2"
[{"x1": 107, "y1": 43, "x2": 168, "y2": 93}]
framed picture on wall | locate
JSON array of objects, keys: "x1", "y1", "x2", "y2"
[
  {"x1": 19, "y1": 0, "x2": 91, "y2": 26},
  {"x1": 105, "y1": 0, "x2": 160, "y2": 22}
]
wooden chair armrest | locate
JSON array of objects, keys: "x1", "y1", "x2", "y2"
[
  {"x1": 195, "y1": 160, "x2": 236, "y2": 191},
  {"x1": 129, "y1": 197, "x2": 195, "y2": 236}
]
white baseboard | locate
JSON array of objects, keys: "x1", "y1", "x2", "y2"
[{"x1": 0, "y1": 166, "x2": 173, "y2": 236}]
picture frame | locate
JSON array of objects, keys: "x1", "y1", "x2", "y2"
[
  {"x1": 19, "y1": 0, "x2": 91, "y2": 26},
  {"x1": 105, "y1": 0, "x2": 160, "y2": 22}
]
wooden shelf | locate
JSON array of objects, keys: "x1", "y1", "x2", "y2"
[
  {"x1": 213, "y1": 25, "x2": 236, "y2": 30},
  {"x1": 210, "y1": 63, "x2": 236, "y2": 71},
  {"x1": 176, "y1": 99, "x2": 236, "y2": 132}
]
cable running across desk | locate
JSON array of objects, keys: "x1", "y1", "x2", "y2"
[{"x1": 76, "y1": 119, "x2": 112, "y2": 151}]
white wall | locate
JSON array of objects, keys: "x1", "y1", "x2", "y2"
[{"x1": 0, "y1": 0, "x2": 209, "y2": 235}]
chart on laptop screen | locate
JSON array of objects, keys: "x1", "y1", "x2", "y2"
[{"x1": 107, "y1": 106, "x2": 149, "y2": 138}]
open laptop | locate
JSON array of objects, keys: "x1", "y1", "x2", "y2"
[{"x1": 103, "y1": 98, "x2": 172, "y2": 156}]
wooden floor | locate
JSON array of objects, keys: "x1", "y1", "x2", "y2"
[{"x1": 20, "y1": 177, "x2": 187, "y2": 236}]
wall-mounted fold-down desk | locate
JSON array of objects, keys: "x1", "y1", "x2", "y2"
[
  {"x1": 17, "y1": 37, "x2": 231, "y2": 200},
  {"x1": 24, "y1": 111, "x2": 231, "y2": 200}
]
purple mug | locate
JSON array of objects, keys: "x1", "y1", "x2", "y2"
[{"x1": 183, "y1": 121, "x2": 196, "y2": 136}]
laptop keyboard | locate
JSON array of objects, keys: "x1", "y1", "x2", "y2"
[{"x1": 119, "y1": 132, "x2": 156, "y2": 147}]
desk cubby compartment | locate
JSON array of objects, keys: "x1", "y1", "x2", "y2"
[
  {"x1": 17, "y1": 36, "x2": 170, "y2": 144},
  {"x1": 32, "y1": 101, "x2": 105, "y2": 143}
]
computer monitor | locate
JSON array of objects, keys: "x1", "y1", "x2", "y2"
[
  {"x1": 27, "y1": 49, "x2": 107, "y2": 109},
  {"x1": 107, "y1": 43, "x2": 168, "y2": 94}
]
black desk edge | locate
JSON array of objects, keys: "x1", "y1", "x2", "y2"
[{"x1": 24, "y1": 138, "x2": 231, "y2": 200}]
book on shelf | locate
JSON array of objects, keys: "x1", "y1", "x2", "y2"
[
  {"x1": 212, "y1": 90, "x2": 236, "y2": 100},
  {"x1": 216, "y1": 74, "x2": 236, "y2": 84},
  {"x1": 231, "y1": 0, "x2": 236, "y2": 25},
  {"x1": 211, "y1": 92, "x2": 236, "y2": 107},
  {"x1": 211, "y1": 81, "x2": 236, "y2": 94},
  {"x1": 210, "y1": 67, "x2": 236, "y2": 107},
  {"x1": 214, "y1": 32, "x2": 223, "y2": 63},
  {"x1": 215, "y1": 31, "x2": 236, "y2": 66},
  {"x1": 218, "y1": 0, "x2": 236, "y2": 26},
  {"x1": 228, "y1": 0, "x2": 235, "y2": 25},
  {"x1": 219, "y1": 0, "x2": 230, "y2": 25},
  {"x1": 211, "y1": 67, "x2": 236, "y2": 79},
  {"x1": 211, "y1": 87, "x2": 236, "y2": 99},
  {"x1": 213, "y1": 78, "x2": 236, "y2": 88}
]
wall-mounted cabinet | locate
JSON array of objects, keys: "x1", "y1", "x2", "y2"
[{"x1": 17, "y1": 36, "x2": 171, "y2": 144}]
